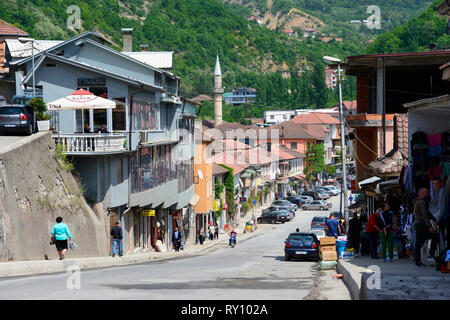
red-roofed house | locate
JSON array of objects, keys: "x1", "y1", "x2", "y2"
[
  {"x1": 0, "y1": 19, "x2": 28, "y2": 73},
  {"x1": 291, "y1": 112, "x2": 341, "y2": 165}
]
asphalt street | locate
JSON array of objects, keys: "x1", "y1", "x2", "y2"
[{"x1": 0, "y1": 194, "x2": 350, "y2": 300}]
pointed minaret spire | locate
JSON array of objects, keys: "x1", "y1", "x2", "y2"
[
  {"x1": 213, "y1": 54, "x2": 224, "y2": 126},
  {"x1": 214, "y1": 54, "x2": 222, "y2": 76}
]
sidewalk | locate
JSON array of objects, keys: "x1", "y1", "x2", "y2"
[
  {"x1": 0, "y1": 204, "x2": 271, "y2": 278},
  {"x1": 337, "y1": 255, "x2": 450, "y2": 300}
]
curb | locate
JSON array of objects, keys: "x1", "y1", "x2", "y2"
[{"x1": 337, "y1": 259, "x2": 374, "y2": 300}]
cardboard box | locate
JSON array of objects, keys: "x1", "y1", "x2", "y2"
[
  {"x1": 320, "y1": 245, "x2": 336, "y2": 253},
  {"x1": 321, "y1": 250, "x2": 338, "y2": 261},
  {"x1": 320, "y1": 237, "x2": 336, "y2": 246}
]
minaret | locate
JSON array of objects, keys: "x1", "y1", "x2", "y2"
[{"x1": 213, "y1": 54, "x2": 224, "y2": 126}]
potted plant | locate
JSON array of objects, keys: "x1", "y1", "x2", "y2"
[{"x1": 30, "y1": 98, "x2": 51, "y2": 131}]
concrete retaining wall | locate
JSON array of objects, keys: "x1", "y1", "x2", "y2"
[{"x1": 0, "y1": 132, "x2": 109, "y2": 262}]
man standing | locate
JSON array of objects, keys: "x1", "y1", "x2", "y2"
[
  {"x1": 413, "y1": 188, "x2": 438, "y2": 267},
  {"x1": 172, "y1": 226, "x2": 182, "y2": 252},
  {"x1": 379, "y1": 202, "x2": 395, "y2": 262},
  {"x1": 429, "y1": 178, "x2": 446, "y2": 255},
  {"x1": 348, "y1": 212, "x2": 362, "y2": 257},
  {"x1": 325, "y1": 213, "x2": 341, "y2": 238},
  {"x1": 110, "y1": 221, "x2": 123, "y2": 257},
  {"x1": 365, "y1": 209, "x2": 383, "y2": 259}
]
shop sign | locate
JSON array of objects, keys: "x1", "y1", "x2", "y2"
[
  {"x1": 212, "y1": 200, "x2": 220, "y2": 212},
  {"x1": 77, "y1": 77, "x2": 106, "y2": 86},
  {"x1": 245, "y1": 179, "x2": 250, "y2": 187},
  {"x1": 142, "y1": 209, "x2": 155, "y2": 216}
]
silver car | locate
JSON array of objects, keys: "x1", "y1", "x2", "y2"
[
  {"x1": 302, "y1": 200, "x2": 331, "y2": 211},
  {"x1": 322, "y1": 186, "x2": 340, "y2": 196}
]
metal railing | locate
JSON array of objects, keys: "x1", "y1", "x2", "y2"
[{"x1": 53, "y1": 133, "x2": 127, "y2": 153}]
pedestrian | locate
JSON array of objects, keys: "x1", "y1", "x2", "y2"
[
  {"x1": 110, "y1": 221, "x2": 123, "y2": 257},
  {"x1": 325, "y1": 213, "x2": 341, "y2": 238},
  {"x1": 172, "y1": 226, "x2": 182, "y2": 252},
  {"x1": 214, "y1": 224, "x2": 219, "y2": 240},
  {"x1": 429, "y1": 178, "x2": 447, "y2": 255},
  {"x1": 379, "y1": 202, "x2": 395, "y2": 262},
  {"x1": 83, "y1": 123, "x2": 90, "y2": 133},
  {"x1": 365, "y1": 209, "x2": 383, "y2": 259},
  {"x1": 50, "y1": 217, "x2": 73, "y2": 260},
  {"x1": 349, "y1": 194, "x2": 353, "y2": 205},
  {"x1": 198, "y1": 229, "x2": 205, "y2": 245},
  {"x1": 348, "y1": 212, "x2": 362, "y2": 257},
  {"x1": 413, "y1": 188, "x2": 439, "y2": 267},
  {"x1": 209, "y1": 224, "x2": 215, "y2": 240},
  {"x1": 296, "y1": 228, "x2": 300, "y2": 232}
]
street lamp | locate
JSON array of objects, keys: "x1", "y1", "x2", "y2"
[{"x1": 323, "y1": 55, "x2": 349, "y2": 234}]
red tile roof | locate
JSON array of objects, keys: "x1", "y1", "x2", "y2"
[
  {"x1": 291, "y1": 112, "x2": 340, "y2": 125},
  {"x1": 0, "y1": 20, "x2": 28, "y2": 36}
]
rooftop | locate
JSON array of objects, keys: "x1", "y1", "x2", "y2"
[
  {"x1": 291, "y1": 112, "x2": 340, "y2": 125},
  {"x1": 0, "y1": 19, "x2": 28, "y2": 37}
]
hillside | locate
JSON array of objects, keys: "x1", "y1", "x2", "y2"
[{"x1": 224, "y1": 0, "x2": 435, "y2": 42}]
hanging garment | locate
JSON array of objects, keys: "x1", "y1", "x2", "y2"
[
  {"x1": 441, "y1": 161, "x2": 450, "y2": 181},
  {"x1": 427, "y1": 133, "x2": 442, "y2": 147},
  {"x1": 428, "y1": 145, "x2": 442, "y2": 157}
]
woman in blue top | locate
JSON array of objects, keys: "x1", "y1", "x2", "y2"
[{"x1": 51, "y1": 217, "x2": 73, "y2": 260}]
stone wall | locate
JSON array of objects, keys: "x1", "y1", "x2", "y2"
[{"x1": 0, "y1": 132, "x2": 109, "y2": 261}]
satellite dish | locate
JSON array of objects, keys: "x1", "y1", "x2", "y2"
[{"x1": 198, "y1": 169, "x2": 204, "y2": 180}]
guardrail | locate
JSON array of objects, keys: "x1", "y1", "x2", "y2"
[{"x1": 53, "y1": 133, "x2": 127, "y2": 153}]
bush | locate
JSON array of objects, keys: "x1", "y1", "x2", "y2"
[{"x1": 29, "y1": 98, "x2": 50, "y2": 121}]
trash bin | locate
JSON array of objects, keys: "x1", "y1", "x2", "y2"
[{"x1": 336, "y1": 240, "x2": 348, "y2": 258}]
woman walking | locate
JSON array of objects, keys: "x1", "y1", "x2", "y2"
[{"x1": 51, "y1": 217, "x2": 73, "y2": 260}]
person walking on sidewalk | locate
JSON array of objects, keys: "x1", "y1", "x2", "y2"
[
  {"x1": 50, "y1": 217, "x2": 73, "y2": 260},
  {"x1": 110, "y1": 221, "x2": 123, "y2": 257},
  {"x1": 379, "y1": 202, "x2": 395, "y2": 262},
  {"x1": 348, "y1": 212, "x2": 362, "y2": 257},
  {"x1": 172, "y1": 226, "x2": 182, "y2": 252},
  {"x1": 198, "y1": 229, "x2": 205, "y2": 245},
  {"x1": 208, "y1": 225, "x2": 215, "y2": 241},
  {"x1": 413, "y1": 188, "x2": 438, "y2": 267},
  {"x1": 366, "y1": 209, "x2": 383, "y2": 259},
  {"x1": 214, "y1": 224, "x2": 219, "y2": 240}
]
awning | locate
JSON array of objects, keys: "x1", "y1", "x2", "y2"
[
  {"x1": 295, "y1": 174, "x2": 306, "y2": 179},
  {"x1": 358, "y1": 176, "x2": 381, "y2": 188},
  {"x1": 241, "y1": 169, "x2": 256, "y2": 178}
]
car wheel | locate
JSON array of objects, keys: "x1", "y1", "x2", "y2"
[
  {"x1": 302, "y1": 206, "x2": 307, "y2": 210},
  {"x1": 271, "y1": 219, "x2": 275, "y2": 224},
  {"x1": 320, "y1": 206, "x2": 325, "y2": 211},
  {"x1": 24, "y1": 123, "x2": 33, "y2": 136},
  {"x1": 285, "y1": 255, "x2": 291, "y2": 261}
]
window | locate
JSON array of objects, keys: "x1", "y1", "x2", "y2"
[
  {"x1": 132, "y1": 99, "x2": 160, "y2": 131},
  {"x1": 270, "y1": 115, "x2": 274, "y2": 119},
  {"x1": 290, "y1": 142, "x2": 297, "y2": 149},
  {"x1": 45, "y1": 62, "x2": 57, "y2": 68}
]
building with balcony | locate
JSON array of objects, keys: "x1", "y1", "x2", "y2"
[{"x1": 9, "y1": 30, "x2": 196, "y2": 254}]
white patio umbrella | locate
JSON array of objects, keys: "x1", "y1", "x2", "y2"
[
  {"x1": 46, "y1": 89, "x2": 116, "y2": 110},
  {"x1": 46, "y1": 89, "x2": 116, "y2": 132}
]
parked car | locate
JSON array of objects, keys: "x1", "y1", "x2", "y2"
[
  {"x1": 321, "y1": 186, "x2": 340, "y2": 196},
  {"x1": 322, "y1": 180, "x2": 340, "y2": 187},
  {"x1": 310, "y1": 216, "x2": 328, "y2": 229},
  {"x1": 309, "y1": 228, "x2": 326, "y2": 240},
  {"x1": 284, "y1": 232, "x2": 320, "y2": 261},
  {"x1": 0, "y1": 105, "x2": 35, "y2": 135},
  {"x1": 285, "y1": 196, "x2": 304, "y2": 207},
  {"x1": 302, "y1": 200, "x2": 331, "y2": 211},
  {"x1": 257, "y1": 210, "x2": 289, "y2": 224},
  {"x1": 264, "y1": 206, "x2": 294, "y2": 220},
  {"x1": 12, "y1": 94, "x2": 33, "y2": 106},
  {"x1": 301, "y1": 191, "x2": 321, "y2": 200},
  {"x1": 272, "y1": 200, "x2": 297, "y2": 211},
  {"x1": 311, "y1": 190, "x2": 330, "y2": 200},
  {"x1": 298, "y1": 195, "x2": 313, "y2": 204}
]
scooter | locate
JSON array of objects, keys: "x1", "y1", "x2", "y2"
[{"x1": 229, "y1": 235, "x2": 236, "y2": 248}]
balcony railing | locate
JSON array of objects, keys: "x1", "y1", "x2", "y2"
[{"x1": 53, "y1": 133, "x2": 128, "y2": 154}]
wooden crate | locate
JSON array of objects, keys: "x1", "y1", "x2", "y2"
[
  {"x1": 321, "y1": 250, "x2": 338, "y2": 261},
  {"x1": 320, "y1": 245, "x2": 336, "y2": 253},
  {"x1": 320, "y1": 236, "x2": 336, "y2": 246}
]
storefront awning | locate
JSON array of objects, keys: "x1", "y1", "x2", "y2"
[{"x1": 358, "y1": 176, "x2": 381, "y2": 188}]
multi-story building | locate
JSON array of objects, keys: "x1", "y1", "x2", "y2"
[
  {"x1": 8, "y1": 30, "x2": 196, "y2": 254},
  {"x1": 223, "y1": 86, "x2": 256, "y2": 105}
]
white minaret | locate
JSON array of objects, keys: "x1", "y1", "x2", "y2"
[{"x1": 213, "y1": 54, "x2": 224, "y2": 126}]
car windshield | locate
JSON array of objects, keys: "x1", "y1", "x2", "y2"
[
  {"x1": 273, "y1": 201, "x2": 289, "y2": 206},
  {"x1": 312, "y1": 217, "x2": 325, "y2": 222},
  {"x1": 289, "y1": 234, "x2": 315, "y2": 242},
  {"x1": 0, "y1": 107, "x2": 23, "y2": 115}
]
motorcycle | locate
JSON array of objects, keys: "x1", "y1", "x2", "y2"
[{"x1": 229, "y1": 234, "x2": 236, "y2": 248}]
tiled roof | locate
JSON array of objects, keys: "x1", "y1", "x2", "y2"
[
  {"x1": 303, "y1": 124, "x2": 327, "y2": 140},
  {"x1": 222, "y1": 139, "x2": 251, "y2": 150},
  {"x1": 212, "y1": 164, "x2": 229, "y2": 176},
  {"x1": 0, "y1": 20, "x2": 28, "y2": 36},
  {"x1": 271, "y1": 144, "x2": 305, "y2": 160},
  {"x1": 368, "y1": 114, "x2": 408, "y2": 175},
  {"x1": 267, "y1": 121, "x2": 316, "y2": 140}
]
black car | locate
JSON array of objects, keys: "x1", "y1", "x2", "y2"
[
  {"x1": 285, "y1": 196, "x2": 303, "y2": 207},
  {"x1": 301, "y1": 191, "x2": 321, "y2": 200},
  {"x1": 257, "y1": 210, "x2": 289, "y2": 224},
  {"x1": 284, "y1": 232, "x2": 320, "y2": 261},
  {"x1": 0, "y1": 105, "x2": 35, "y2": 135}
]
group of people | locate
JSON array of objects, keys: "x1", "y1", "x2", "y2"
[
  {"x1": 83, "y1": 123, "x2": 109, "y2": 133},
  {"x1": 328, "y1": 180, "x2": 449, "y2": 267}
]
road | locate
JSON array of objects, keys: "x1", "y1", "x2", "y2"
[
  {"x1": 0, "y1": 132, "x2": 30, "y2": 153},
  {"x1": 0, "y1": 194, "x2": 350, "y2": 300}
]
